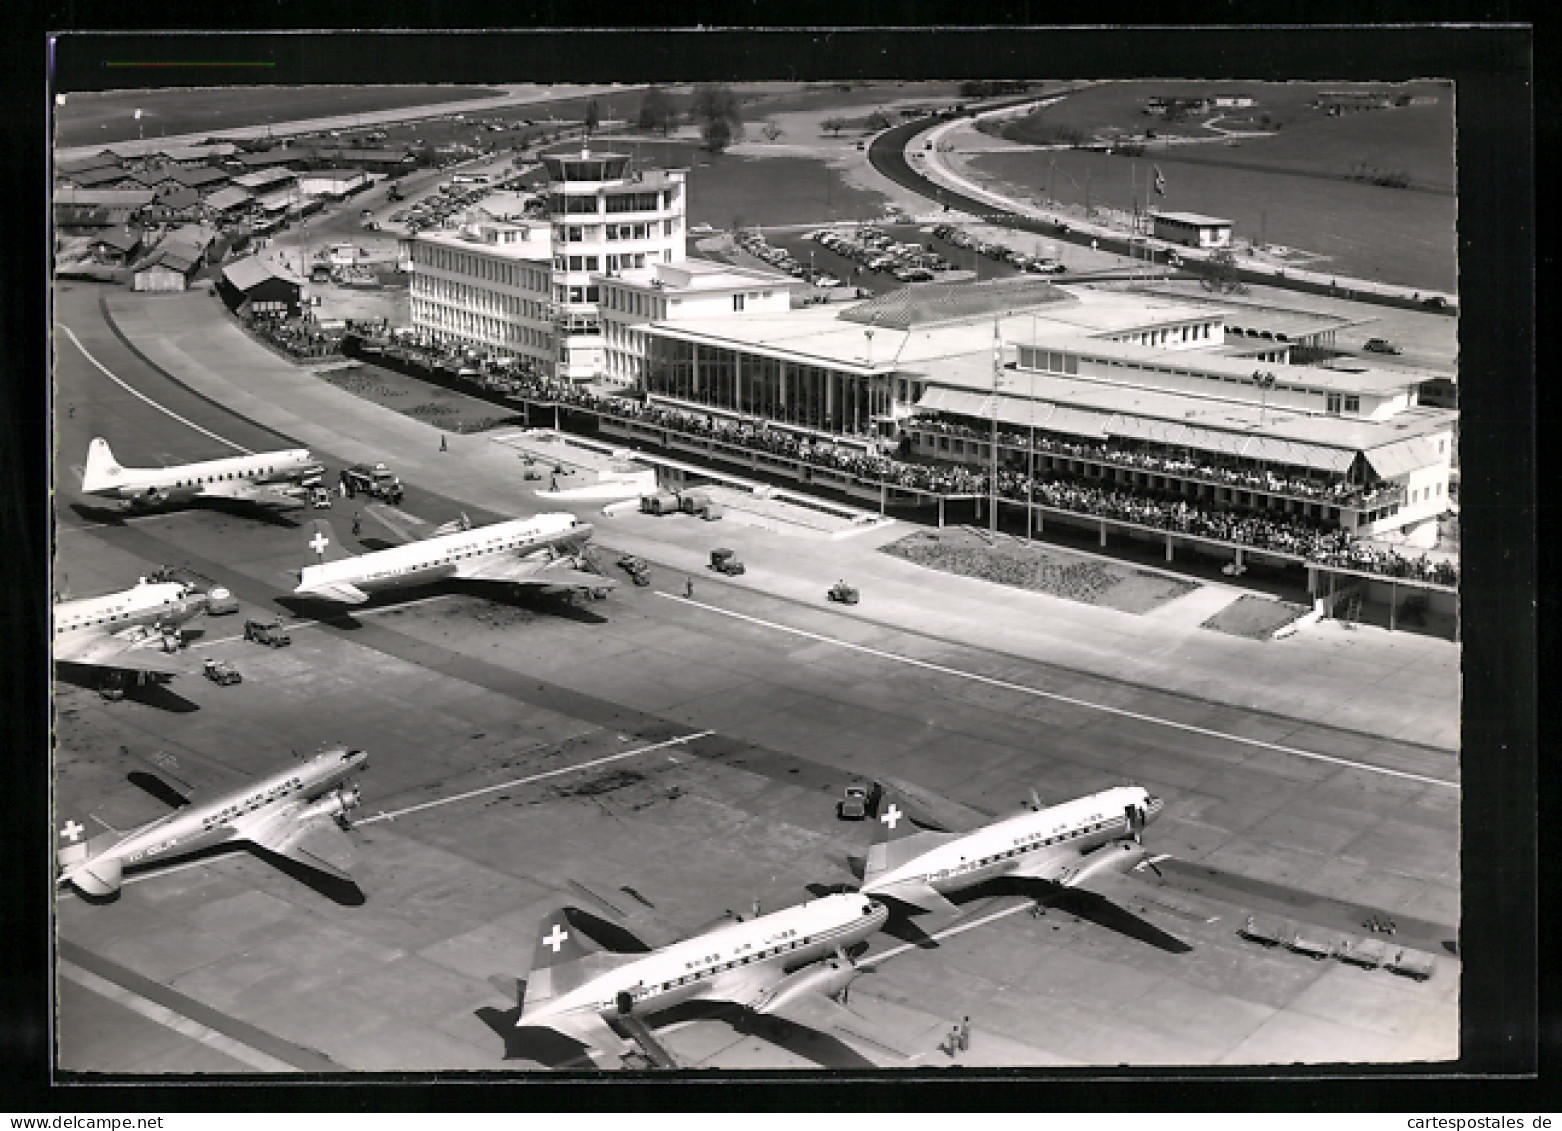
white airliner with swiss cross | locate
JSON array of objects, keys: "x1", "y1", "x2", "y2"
[
  {"x1": 293, "y1": 510, "x2": 612, "y2": 605},
  {"x1": 860, "y1": 784, "x2": 1165, "y2": 915},
  {"x1": 53, "y1": 578, "x2": 210, "y2": 677},
  {"x1": 81, "y1": 437, "x2": 322, "y2": 512},
  {"x1": 517, "y1": 893, "x2": 888, "y2": 1066}
]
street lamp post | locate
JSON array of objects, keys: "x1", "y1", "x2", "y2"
[
  {"x1": 989, "y1": 317, "x2": 1001, "y2": 533},
  {"x1": 1253, "y1": 368, "x2": 1276, "y2": 426}
]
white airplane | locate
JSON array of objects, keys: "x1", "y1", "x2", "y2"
[
  {"x1": 80, "y1": 437, "x2": 323, "y2": 512},
  {"x1": 860, "y1": 783, "x2": 1165, "y2": 916},
  {"x1": 53, "y1": 577, "x2": 209, "y2": 678},
  {"x1": 57, "y1": 746, "x2": 368, "y2": 897},
  {"x1": 293, "y1": 510, "x2": 613, "y2": 605},
  {"x1": 516, "y1": 892, "x2": 889, "y2": 1067}
]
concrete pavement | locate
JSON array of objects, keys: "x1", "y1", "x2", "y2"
[{"x1": 94, "y1": 288, "x2": 1459, "y2": 751}]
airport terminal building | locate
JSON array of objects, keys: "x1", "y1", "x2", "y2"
[{"x1": 629, "y1": 279, "x2": 1455, "y2": 542}]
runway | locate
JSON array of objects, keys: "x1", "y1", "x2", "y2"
[{"x1": 50, "y1": 281, "x2": 1460, "y2": 1071}]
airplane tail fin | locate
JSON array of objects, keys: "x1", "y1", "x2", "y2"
[
  {"x1": 81, "y1": 438, "x2": 127, "y2": 495},
  {"x1": 521, "y1": 908, "x2": 634, "y2": 1013},
  {"x1": 303, "y1": 519, "x2": 354, "y2": 565},
  {"x1": 865, "y1": 786, "x2": 953, "y2": 884},
  {"x1": 57, "y1": 828, "x2": 123, "y2": 895}
]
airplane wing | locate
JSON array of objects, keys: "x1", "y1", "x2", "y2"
[
  {"x1": 1013, "y1": 840, "x2": 1151, "y2": 890},
  {"x1": 873, "y1": 774, "x2": 988, "y2": 834},
  {"x1": 749, "y1": 984, "x2": 916, "y2": 1063},
  {"x1": 302, "y1": 580, "x2": 370, "y2": 604},
  {"x1": 205, "y1": 480, "x2": 305, "y2": 508},
  {"x1": 863, "y1": 877, "x2": 959, "y2": 916},
  {"x1": 362, "y1": 504, "x2": 422, "y2": 546},
  {"x1": 241, "y1": 810, "x2": 358, "y2": 883},
  {"x1": 463, "y1": 557, "x2": 616, "y2": 591},
  {"x1": 126, "y1": 749, "x2": 202, "y2": 803},
  {"x1": 565, "y1": 878, "x2": 679, "y2": 949},
  {"x1": 56, "y1": 627, "x2": 196, "y2": 675}
]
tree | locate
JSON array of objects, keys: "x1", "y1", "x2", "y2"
[
  {"x1": 637, "y1": 86, "x2": 675, "y2": 136},
  {"x1": 691, "y1": 83, "x2": 744, "y2": 153},
  {"x1": 585, "y1": 100, "x2": 601, "y2": 135},
  {"x1": 822, "y1": 117, "x2": 847, "y2": 137},
  {"x1": 865, "y1": 110, "x2": 892, "y2": 131}
]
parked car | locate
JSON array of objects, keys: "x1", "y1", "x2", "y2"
[
  {"x1": 203, "y1": 658, "x2": 242, "y2": 686},
  {"x1": 244, "y1": 617, "x2": 292, "y2": 648},
  {"x1": 838, "y1": 783, "x2": 871, "y2": 820},
  {"x1": 204, "y1": 586, "x2": 239, "y2": 616},
  {"x1": 1364, "y1": 338, "x2": 1402, "y2": 355}
]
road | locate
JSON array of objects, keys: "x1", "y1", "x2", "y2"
[{"x1": 50, "y1": 283, "x2": 1459, "y2": 1071}]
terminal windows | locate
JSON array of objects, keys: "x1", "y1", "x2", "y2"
[
  {"x1": 1344, "y1": 396, "x2": 1360, "y2": 413},
  {"x1": 733, "y1": 295, "x2": 745, "y2": 312}
]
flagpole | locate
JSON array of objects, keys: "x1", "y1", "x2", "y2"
[{"x1": 990, "y1": 317, "x2": 1000, "y2": 534}]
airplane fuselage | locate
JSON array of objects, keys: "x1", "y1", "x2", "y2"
[
  {"x1": 61, "y1": 748, "x2": 367, "y2": 882},
  {"x1": 297, "y1": 514, "x2": 588, "y2": 602},
  {"x1": 864, "y1": 786, "x2": 1162, "y2": 900},
  {"x1": 521, "y1": 894, "x2": 888, "y2": 1030},
  {"x1": 53, "y1": 581, "x2": 207, "y2": 660},
  {"x1": 83, "y1": 440, "x2": 320, "y2": 508}
]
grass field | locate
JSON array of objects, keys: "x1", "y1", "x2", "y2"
[
  {"x1": 1001, "y1": 80, "x2": 1453, "y2": 192},
  {"x1": 882, "y1": 527, "x2": 1196, "y2": 614},
  {"x1": 56, "y1": 85, "x2": 504, "y2": 147},
  {"x1": 965, "y1": 145, "x2": 1457, "y2": 292}
]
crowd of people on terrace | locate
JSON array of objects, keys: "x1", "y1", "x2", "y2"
[
  {"x1": 355, "y1": 336, "x2": 1457, "y2": 587},
  {"x1": 912, "y1": 418, "x2": 1396, "y2": 508}
]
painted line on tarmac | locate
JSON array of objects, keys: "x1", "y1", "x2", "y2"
[
  {"x1": 58, "y1": 959, "x2": 296, "y2": 1072},
  {"x1": 658, "y1": 594, "x2": 1459, "y2": 791},
  {"x1": 864, "y1": 902, "x2": 1035, "y2": 970},
  {"x1": 55, "y1": 323, "x2": 253, "y2": 454},
  {"x1": 356, "y1": 730, "x2": 715, "y2": 825}
]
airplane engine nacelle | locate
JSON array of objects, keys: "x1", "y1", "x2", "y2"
[
  {"x1": 754, "y1": 959, "x2": 857, "y2": 1016},
  {"x1": 1063, "y1": 841, "x2": 1151, "y2": 889},
  {"x1": 297, "y1": 784, "x2": 362, "y2": 825}
]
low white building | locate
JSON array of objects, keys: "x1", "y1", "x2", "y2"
[
  {"x1": 1149, "y1": 210, "x2": 1234, "y2": 249},
  {"x1": 408, "y1": 221, "x2": 556, "y2": 371},
  {"x1": 595, "y1": 259, "x2": 801, "y2": 390}
]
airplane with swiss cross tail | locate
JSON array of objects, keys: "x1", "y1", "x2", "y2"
[
  {"x1": 57, "y1": 746, "x2": 369, "y2": 898},
  {"x1": 80, "y1": 437, "x2": 323, "y2": 513},
  {"x1": 861, "y1": 783, "x2": 1166, "y2": 918},
  {"x1": 514, "y1": 892, "x2": 890, "y2": 1067},
  {"x1": 293, "y1": 508, "x2": 613, "y2": 605}
]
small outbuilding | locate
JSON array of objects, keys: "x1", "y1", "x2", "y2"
[
  {"x1": 218, "y1": 255, "x2": 305, "y2": 317},
  {"x1": 1149, "y1": 210, "x2": 1234, "y2": 249},
  {"x1": 132, "y1": 242, "x2": 204, "y2": 292},
  {"x1": 88, "y1": 226, "x2": 143, "y2": 265}
]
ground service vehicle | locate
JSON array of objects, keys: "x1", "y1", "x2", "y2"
[
  {"x1": 203, "y1": 658, "x2": 242, "y2": 685},
  {"x1": 205, "y1": 586, "x2": 239, "y2": 615},
  {"x1": 838, "y1": 783, "x2": 872, "y2": 820},
  {"x1": 1364, "y1": 337, "x2": 1402, "y2": 355},
  {"x1": 640, "y1": 491, "x2": 680, "y2": 516},
  {"x1": 828, "y1": 581, "x2": 860, "y2": 605},
  {"x1": 709, "y1": 548, "x2": 746, "y2": 576},
  {"x1": 618, "y1": 555, "x2": 652, "y2": 586},
  {"x1": 341, "y1": 463, "x2": 404, "y2": 503},
  {"x1": 244, "y1": 617, "x2": 292, "y2": 648},
  {"x1": 309, "y1": 486, "x2": 333, "y2": 509}
]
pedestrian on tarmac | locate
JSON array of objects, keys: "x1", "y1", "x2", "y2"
[
  {"x1": 352, "y1": 511, "x2": 362, "y2": 535},
  {"x1": 685, "y1": 576, "x2": 695, "y2": 599},
  {"x1": 440, "y1": 434, "x2": 448, "y2": 452},
  {"x1": 68, "y1": 404, "x2": 75, "y2": 418}
]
